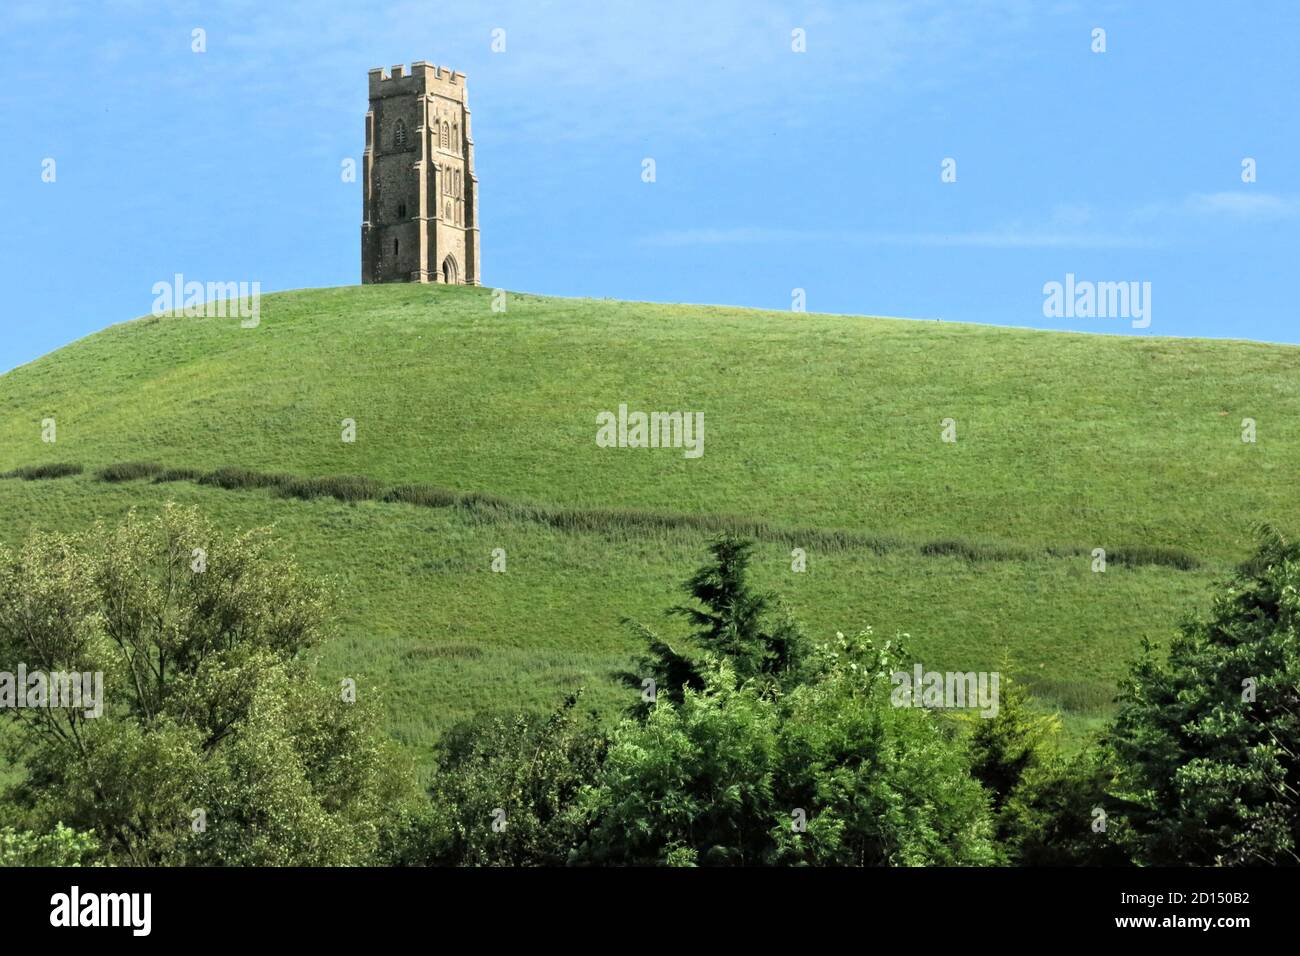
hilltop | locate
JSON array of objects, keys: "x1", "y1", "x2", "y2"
[{"x1": 2, "y1": 284, "x2": 1296, "y2": 761}]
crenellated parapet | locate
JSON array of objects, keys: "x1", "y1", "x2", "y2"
[{"x1": 367, "y1": 62, "x2": 468, "y2": 103}]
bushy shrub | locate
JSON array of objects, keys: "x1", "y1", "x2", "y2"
[
  {"x1": 1000, "y1": 749, "x2": 1130, "y2": 866},
  {"x1": 577, "y1": 663, "x2": 779, "y2": 866},
  {"x1": 0, "y1": 824, "x2": 100, "y2": 867},
  {"x1": 967, "y1": 676, "x2": 1060, "y2": 817},
  {"x1": 961, "y1": 674, "x2": 1127, "y2": 863},
  {"x1": 425, "y1": 540, "x2": 996, "y2": 867},
  {"x1": 770, "y1": 632, "x2": 998, "y2": 866},
  {"x1": 580, "y1": 633, "x2": 998, "y2": 866}
]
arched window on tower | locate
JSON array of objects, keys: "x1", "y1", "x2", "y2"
[
  {"x1": 394, "y1": 119, "x2": 407, "y2": 149},
  {"x1": 441, "y1": 122, "x2": 450, "y2": 150}
]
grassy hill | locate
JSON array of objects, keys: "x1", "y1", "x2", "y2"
[{"x1": 2, "y1": 284, "x2": 1296, "y2": 768}]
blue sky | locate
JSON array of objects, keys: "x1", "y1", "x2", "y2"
[{"x1": 1, "y1": 0, "x2": 1297, "y2": 371}]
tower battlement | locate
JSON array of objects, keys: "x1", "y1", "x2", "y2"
[
  {"x1": 368, "y1": 62, "x2": 467, "y2": 101},
  {"x1": 361, "y1": 61, "x2": 480, "y2": 286}
]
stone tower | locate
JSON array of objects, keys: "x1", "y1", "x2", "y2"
[{"x1": 361, "y1": 62, "x2": 480, "y2": 285}]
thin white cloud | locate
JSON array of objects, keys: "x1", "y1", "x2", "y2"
[
  {"x1": 1182, "y1": 192, "x2": 1299, "y2": 220},
  {"x1": 639, "y1": 226, "x2": 1156, "y2": 249},
  {"x1": 644, "y1": 189, "x2": 1300, "y2": 250},
  {"x1": 1130, "y1": 191, "x2": 1299, "y2": 225}
]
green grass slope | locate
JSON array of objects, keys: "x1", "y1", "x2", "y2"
[{"x1": 1, "y1": 284, "x2": 1296, "y2": 763}]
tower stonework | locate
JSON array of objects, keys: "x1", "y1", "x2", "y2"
[{"x1": 362, "y1": 62, "x2": 480, "y2": 285}]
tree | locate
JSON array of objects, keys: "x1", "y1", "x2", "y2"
[
  {"x1": 967, "y1": 675, "x2": 1059, "y2": 825},
  {"x1": 421, "y1": 540, "x2": 1007, "y2": 867},
  {"x1": 769, "y1": 631, "x2": 997, "y2": 866},
  {"x1": 1000, "y1": 748, "x2": 1130, "y2": 866},
  {"x1": 0, "y1": 504, "x2": 414, "y2": 865},
  {"x1": 578, "y1": 661, "x2": 780, "y2": 866},
  {"x1": 619, "y1": 535, "x2": 808, "y2": 710},
  {"x1": 965, "y1": 676, "x2": 1129, "y2": 865},
  {"x1": 0, "y1": 824, "x2": 99, "y2": 867},
  {"x1": 581, "y1": 633, "x2": 998, "y2": 866},
  {"x1": 1107, "y1": 527, "x2": 1300, "y2": 865},
  {"x1": 615, "y1": 621, "x2": 705, "y2": 719},
  {"x1": 423, "y1": 691, "x2": 607, "y2": 866}
]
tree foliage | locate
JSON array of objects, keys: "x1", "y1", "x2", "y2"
[
  {"x1": 579, "y1": 662, "x2": 780, "y2": 865},
  {"x1": 1107, "y1": 527, "x2": 1300, "y2": 865},
  {"x1": 0, "y1": 504, "x2": 414, "y2": 865},
  {"x1": 0, "y1": 824, "x2": 100, "y2": 867},
  {"x1": 1000, "y1": 748, "x2": 1129, "y2": 866},
  {"x1": 420, "y1": 691, "x2": 607, "y2": 866},
  {"x1": 10, "y1": 515, "x2": 1298, "y2": 868},
  {"x1": 579, "y1": 633, "x2": 997, "y2": 866},
  {"x1": 619, "y1": 535, "x2": 808, "y2": 712}
]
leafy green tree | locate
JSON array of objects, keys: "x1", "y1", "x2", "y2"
[
  {"x1": 582, "y1": 633, "x2": 998, "y2": 866},
  {"x1": 963, "y1": 674, "x2": 1129, "y2": 864},
  {"x1": 579, "y1": 661, "x2": 779, "y2": 866},
  {"x1": 770, "y1": 631, "x2": 997, "y2": 866},
  {"x1": 673, "y1": 537, "x2": 771, "y2": 675},
  {"x1": 1107, "y1": 527, "x2": 1300, "y2": 865},
  {"x1": 0, "y1": 824, "x2": 99, "y2": 867},
  {"x1": 0, "y1": 504, "x2": 414, "y2": 865},
  {"x1": 423, "y1": 691, "x2": 607, "y2": 866}
]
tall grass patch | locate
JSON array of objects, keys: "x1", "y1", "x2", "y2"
[
  {"x1": 278, "y1": 474, "x2": 382, "y2": 503},
  {"x1": 198, "y1": 466, "x2": 295, "y2": 491},
  {"x1": 1, "y1": 463, "x2": 83, "y2": 480},
  {"x1": 95, "y1": 461, "x2": 165, "y2": 482}
]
